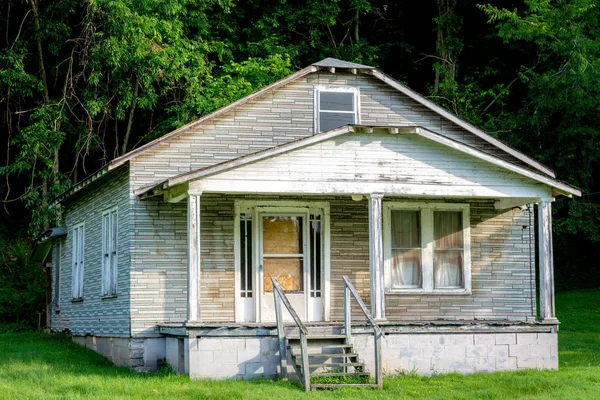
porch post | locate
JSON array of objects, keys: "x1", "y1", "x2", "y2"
[
  {"x1": 187, "y1": 193, "x2": 201, "y2": 322},
  {"x1": 538, "y1": 200, "x2": 556, "y2": 321},
  {"x1": 368, "y1": 193, "x2": 385, "y2": 321}
]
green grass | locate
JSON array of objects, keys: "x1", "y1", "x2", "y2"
[{"x1": 1, "y1": 289, "x2": 599, "y2": 399}]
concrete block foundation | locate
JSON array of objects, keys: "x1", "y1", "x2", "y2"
[{"x1": 71, "y1": 328, "x2": 558, "y2": 379}]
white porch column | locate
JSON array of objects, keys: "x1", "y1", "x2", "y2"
[
  {"x1": 187, "y1": 193, "x2": 201, "y2": 322},
  {"x1": 538, "y1": 200, "x2": 556, "y2": 321},
  {"x1": 368, "y1": 193, "x2": 385, "y2": 321}
]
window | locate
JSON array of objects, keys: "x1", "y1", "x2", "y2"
[
  {"x1": 240, "y1": 213, "x2": 253, "y2": 298},
  {"x1": 53, "y1": 241, "x2": 61, "y2": 308},
  {"x1": 384, "y1": 203, "x2": 471, "y2": 293},
  {"x1": 315, "y1": 87, "x2": 359, "y2": 132},
  {"x1": 72, "y1": 223, "x2": 85, "y2": 300},
  {"x1": 102, "y1": 207, "x2": 118, "y2": 296}
]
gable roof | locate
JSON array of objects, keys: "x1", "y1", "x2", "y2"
[
  {"x1": 108, "y1": 57, "x2": 553, "y2": 177},
  {"x1": 135, "y1": 124, "x2": 580, "y2": 199},
  {"x1": 59, "y1": 57, "x2": 563, "y2": 204}
]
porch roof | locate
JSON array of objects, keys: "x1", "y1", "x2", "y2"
[{"x1": 134, "y1": 124, "x2": 581, "y2": 200}]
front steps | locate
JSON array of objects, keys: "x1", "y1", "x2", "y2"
[{"x1": 287, "y1": 334, "x2": 377, "y2": 390}]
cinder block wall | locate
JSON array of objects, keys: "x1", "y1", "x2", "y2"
[{"x1": 353, "y1": 331, "x2": 558, "y2": 374}]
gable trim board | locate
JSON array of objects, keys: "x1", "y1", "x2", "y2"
[{"x1": 135, "y1": 125, "x2": 580, "y2": 200}]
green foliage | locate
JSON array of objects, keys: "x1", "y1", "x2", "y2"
[{"x1": 0, "y1": 229, "x2": 46, "y2": 331}]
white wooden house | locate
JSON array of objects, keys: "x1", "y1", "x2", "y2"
[{"x1": 39, "y1": 58, "x2": 580, "y2": 388}]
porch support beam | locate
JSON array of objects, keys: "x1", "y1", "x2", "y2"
[
  {"x1": 187, "y1": 193, "x2": 201, "y2": 322},
  {"x1": 538, "y1": 200, "x2": 556, "y2": 321},
  {"x1": 368, "y1": 193, "x2": 386, "y2": 321}
]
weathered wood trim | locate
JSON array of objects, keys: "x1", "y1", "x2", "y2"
[
  {"x1": 538, "y1": 201, "x2": 556, "y2": 321},
  {"x1": 164, "y1": 182, "x2": 189, "y2": 203},
  {"x1": 369, "y1": 69, "x2": 557, "y2": 178},
  {"x1": 368, "y1": 193, "x2": 385, "y2": 320},
  {"x1": 414, "y1": 127, "x2": 579, "y2": 197},
  {"x1": 190, "y1": 179, "x2": 551, "y2": 199},
  {"x1": 494, "y1": 197, "x2": 539, "y2": 210},
  {"x1": 187, "y1": 193, "x2": 201, "y2": 322}
]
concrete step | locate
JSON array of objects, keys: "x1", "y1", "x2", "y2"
[
  {"x1": 311, "y1": 384, "x2": 378, "y2": 390},
  {"x1": 287, "y1": 334, "x2": 346, "y2": 340},
  {"x1": 297, "y1": 361, "x2": 365, "y2": 369},
  {"x1": 312, "y1": 371, "x2": 370, "y2": 378},
  {"x1": 288, "y1": 343, "x2": 353, "y2": 354}
]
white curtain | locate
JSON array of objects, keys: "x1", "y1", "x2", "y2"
[
  {"x1": 434, "y1": 211, "x2": 463, "y2": 288},
  {"x1": 391, "y1": 211, "x2": 421, "y2": 288}
]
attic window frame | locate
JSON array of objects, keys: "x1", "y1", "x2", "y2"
[{"x1": 314, "y1": 86, "x2": 360, "y2": 133}]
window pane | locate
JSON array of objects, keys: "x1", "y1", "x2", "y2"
[
  {"x1": 434, "y1": 211, "x2": 463, "y2": 249},
  {"x1": 319, "y1": 112, "x2": 355, "y2": 132},
  {"x1": 263, "y1": 258, "x2": 303, "y2": 292},
  {"x1": 391, "y1": 210, "x2": 420, "y2": 248},
  {"x1": 262, "y1": 217, "x2": 302, "y2": 254},
  {"x1": 434, "y1": 250, "x2": 463, "y2": 288},
  {"x1": 320, "y1": 92, "x2": 354, "y2": 111},
  {"x1": 240, "y1": 217, "x2": 253, "y2": 298},
  {"x1": 240, "y1": 219, "x2": 246, "y2": 294},
  {"x1": 391, "y1": 249, "x2": 421, "y2": 287},
  {"x1": 310, "y1": 219, "x2": 321, "y2": 297},
  {"x1": 390, "y1": 210, "x2": 421, "y2": 288}
]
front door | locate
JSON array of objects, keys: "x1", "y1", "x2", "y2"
[
  {"x1": 259, "y1": 213, "x2": 309, "y2": 322},
  {"x1": 236, "y1": 202, "x2": 327, "y2": 323}
]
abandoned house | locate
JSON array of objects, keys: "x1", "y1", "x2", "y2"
[{"x1": 32, "y1": 58, "x2": 581, "y2": 389}]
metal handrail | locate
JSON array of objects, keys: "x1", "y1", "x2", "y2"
[
  {"x1": 271, "y1": 277, "x2": 311, "y2": 391},
  {"x1": 342, "y1": 275, "x2": 383, "y2": 389}
]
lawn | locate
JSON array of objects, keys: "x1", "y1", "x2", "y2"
[{"x1": 0, "y1": 290, "x2": 599, "y2": 400}]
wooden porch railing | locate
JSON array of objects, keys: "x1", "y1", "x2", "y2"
[
  {"x1": 271, "y1": 277, "x2": 311, "y2": 391},
  {"x1": 343, "y1": 275, "x2": 383, "y2": 389}
]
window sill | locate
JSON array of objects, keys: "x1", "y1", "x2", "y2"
[
  {"x1": 385, "y1": 289, "x2": 472, "y2": 296},
  {"x1": 101, "y1": 294, "x2": 118, "y2": 300},
  {"x1": 71, "y1": 298, "x2": 83, "y2": 303}
]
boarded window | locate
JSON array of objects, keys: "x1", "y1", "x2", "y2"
[
  {"x1": 317, "y1": 90, "x2": 356, "y2": 132},
  {"x1": 390, "y1": 210, "x2": 422, "y2": 288},
  {"x1": 102, "y1": 207, "x2": 118, "y2": 296},
  {"x1": 262, "y1": 216, "x2": 304, "y2": 292},
  {"x1": 72, "y1": 223, "x2": 85, "y2": 300}
]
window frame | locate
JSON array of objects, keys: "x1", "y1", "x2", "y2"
[
  {"x1": 71, "y1": 222, "x2": 85, "y2": 301},
  {"x1": 383, "y1": 202, "x2": 471, "y2": 295},
  {"x1": 101, "y1": 206, "x2": 119, "y2": 297},
  {"x1": 314, "y1": 86, "x2": 360, "y2": 133},
  {"x1": 53, "y1": 240, "x2": 61, "y2": 309}
]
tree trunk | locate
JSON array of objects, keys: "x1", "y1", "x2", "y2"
[
  {"x1": 433, "y1": 0, "x2": 458, "y2": 94},
  {"x1": 121, "y1": 76, "x2": 139, "y2": 156},
  {"x1": 31, "y1": 0, "x2": 49, "y2": 103}
]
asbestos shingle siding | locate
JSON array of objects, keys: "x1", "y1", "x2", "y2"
[{"x1": 51, "y1": 165, "x2": 131, "y2": 336}]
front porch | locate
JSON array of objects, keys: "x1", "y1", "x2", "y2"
[{"x1": 157, "y1": 319, "x2": 559, "y2": 380}]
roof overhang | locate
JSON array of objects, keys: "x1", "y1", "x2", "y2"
[
  {"x1": 135, "y1": 124, "x2": 581, "y2": 200},
  {"x1": 30, "y1": 226, "x2": 67, "y2": 263}
]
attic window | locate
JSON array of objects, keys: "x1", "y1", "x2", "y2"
[{"x1": 315, "y1": 88, "x2": 359, "y2": 132}]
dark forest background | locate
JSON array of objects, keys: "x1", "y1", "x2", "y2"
[{"x1": 1, "y1": 0, "x2": 599, "y2": 330}]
